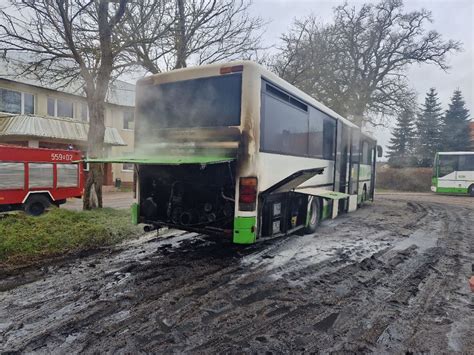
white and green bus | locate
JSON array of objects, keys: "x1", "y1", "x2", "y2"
[
  {"x1": 100, "y1": 61, "x2": 381, "y2": 244},
  {"x1": 431, "y1": 152, "x2": 474, "y2": 196}
]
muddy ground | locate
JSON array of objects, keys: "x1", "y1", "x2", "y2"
[{"x1": 1, "y1": 195, "x2": 473, "y2": 353}]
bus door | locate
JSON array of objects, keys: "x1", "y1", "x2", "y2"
[
  {"x1": 350, "y1": 128, "x2": 360, "y2": 195},
  {"x1": 370, "y1": 143, "x2": 376, "y2": 200},
  {"x1": 334, "y1": 122, "x2": 351, "y2": 211}
]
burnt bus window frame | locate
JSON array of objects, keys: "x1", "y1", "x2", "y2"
[
  {"x1": 260, "y1": 78, "x2": 337, "y2": 160},
  {"x1": 137, "y1": 73, "x2": 242, "y2": 131},
  {"x1": 361, "y1": 140, "x2": 373, "y2": 165},
  {"x1": 260, "y1": 88, "x2": 309, "y2": 156}
]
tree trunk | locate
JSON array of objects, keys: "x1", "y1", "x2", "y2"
[
  {"x1": 83, "y1": 98, "x2": 106, "y2": 210},
  {"x1": 352, "y1": 102, "x2": 367, "y2": 127},
  {"x1": 174, "y1": 0, "x2": 187, "y2": 69}
]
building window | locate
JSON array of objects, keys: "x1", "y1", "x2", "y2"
[
  {"x1": 47, "y1": 97, "x2": 55, "y2": 116},
  {"x1": 123, "y1": 110, "x2": 134, "y2": 130},
  {"x1": 57, "y1": 99, "x2": 74, "y2": 118},
  {"x1": 122, "y1": 163, "x2": 134, "y2": 171},
  {"x1": 80, "y1": 102, "x2": 89, "y2": 122},
  {"x1": 0, "y1": 88, "x2": 35, "y2": 114},
  {"x1": 47, "y1": 97, "x2": 74, "y2": 118},
  {"x1": 23, "y1": 93, "x2": 34, "y2": 114}
]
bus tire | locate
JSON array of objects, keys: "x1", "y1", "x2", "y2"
[
  {"x1": 469, "y1": 185, "x2": 474, "y2": 197},
  {"x1": 24, "y1": 195, "x2": 51, "y2": 216},
  {"x1": 305, "y1": 197, "x2": 321, "y2": 234}
]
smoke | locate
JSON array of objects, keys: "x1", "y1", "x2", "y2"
[{"x1": 118, "y1": 73, "x2": 243, "y2": 161}]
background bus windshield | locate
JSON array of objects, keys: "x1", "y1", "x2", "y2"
[{"x1": 138, "y1": 73, "x2": 242, "y2": 130}]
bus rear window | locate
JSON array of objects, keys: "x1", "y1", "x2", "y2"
[{"x1": 138, "y1": 73, "x2": 242, "y2": 129}]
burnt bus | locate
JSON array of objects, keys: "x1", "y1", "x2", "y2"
[{"x1": 97, "y1": 61, "x2": 380, "y2": 244}]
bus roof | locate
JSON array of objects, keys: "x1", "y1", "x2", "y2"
[
  {"x1": 137, "y1": 60, "x2": 359, "y2": 130},
  {"x1": 437, "y1": 151, "x2": 474, "y2": 155}
]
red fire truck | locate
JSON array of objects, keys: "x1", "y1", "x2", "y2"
[{"x1": 0, "y1": 145, "x2": 84, "y2": 215}]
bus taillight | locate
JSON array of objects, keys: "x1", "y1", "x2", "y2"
[{"x1": 239, "y1": 177, "x2": 257, "y2": 211}]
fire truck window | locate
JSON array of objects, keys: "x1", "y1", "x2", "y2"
[
  {"x1": 29, "y1": 163, "x2": 53, "y2": 188},
  {"x1": 0, "y1": 163, "x2": 24, "y2": 190},
  {"x1": 57, "y1": 164, "x2": 78, "y2": 187}
]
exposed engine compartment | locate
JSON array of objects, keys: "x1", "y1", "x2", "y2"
[{"x1": 139, "y1": 162, "x2": 236, "y2": 232}]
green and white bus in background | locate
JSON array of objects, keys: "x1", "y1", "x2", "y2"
[
  {"x1": 432, "y1": 152, "x2": 474, "y2": 196},
  {"x1": 98, "y1": 61, "x2": 381, "y2": 244}
]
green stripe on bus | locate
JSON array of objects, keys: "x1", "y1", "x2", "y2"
[
  {"x1": 322, "y1": 203, "x2": 331, "y2": 220},
  {"x1": 131, "y1": 203, "x2": 139, "y2": 225},
  {"x1": 233, "y1": 216, "x2": 256, "y2": 244},
  {"x1": 435, "y1": 187, "x2": 468, "y2": 194}
]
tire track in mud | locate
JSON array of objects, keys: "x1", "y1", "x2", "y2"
[{"x1": 0, "y1": 198, "x2": 473, "y2": 353}]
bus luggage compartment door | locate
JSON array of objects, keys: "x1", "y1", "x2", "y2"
[{"x1": 259, "y1": 168, "x2": 324, "y2": 237}]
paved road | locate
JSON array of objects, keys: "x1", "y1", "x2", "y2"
[
  {"x1": 0, "y1": 195, "x2": 473, "y2": 353},
  {"x1": 63, "y1": 192, "x2": 134, "y2": 211}
]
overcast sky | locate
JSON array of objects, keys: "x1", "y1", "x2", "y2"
[{"x1": 250, "y1": 0, "x2": 474, "y2": 154}]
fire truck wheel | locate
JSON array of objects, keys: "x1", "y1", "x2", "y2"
[{"x1": 24, "y1": 195, "x2": 51, "y2": 216}]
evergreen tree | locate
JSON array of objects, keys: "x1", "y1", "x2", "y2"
[
  {"x1": 387, "y1": 107, "x2": 417, "y2": 167},
  {"x1": 441, "y1": 89, "x2": 471, "y2": 151},
  {"x1": 415, "y1": 88, "x2": 443, "y2": 167}
]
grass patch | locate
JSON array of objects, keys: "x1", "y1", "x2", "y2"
[{"x1": 0, "y1": 207, "x2": 142, "y2": 265}]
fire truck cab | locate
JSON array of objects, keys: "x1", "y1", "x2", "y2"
[{"x1": 0, "y1": 145, "x2": 84, "y2": 215}]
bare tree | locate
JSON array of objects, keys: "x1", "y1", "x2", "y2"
[
  {"x1": 273, "y1": 0, "x2": 461, "y2": 126},
  {"x1": 0, "y1": 0, "x2": 160, "y2": 209},
  {"x1": 129, "y1": 0, "x2": 265, "y2": 73}
]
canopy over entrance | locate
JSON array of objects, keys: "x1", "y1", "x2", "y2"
[{"x1": 0, "y1": 115, "x2": 126, "y2": 146}]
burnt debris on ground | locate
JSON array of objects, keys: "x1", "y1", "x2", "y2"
[{"x1": 0, "y1": 196, "x2": 473, "y2": 353}]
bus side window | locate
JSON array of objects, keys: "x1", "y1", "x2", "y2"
[
  {"x1": 361, "y1": 141, "x2": 369, "y2": 165},
  {"x1": 261, "y1": 90, "x2": 308, "y2": 156},
  {"x1": 323, "y1": 117, "x2": 336, "y2": 160},
  {"x1": 459, "y1": 155, "x2": 474, "y2": 171},
  {"x1": 439, "y1": 155, "x2": 458, "y2": 177}
]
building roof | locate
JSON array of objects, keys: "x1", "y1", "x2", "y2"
[
  {"x1": 0, "y1": 58, "x2": 135, "y2": 107},
  {"x1": 0, "y1": 115, "x2": 126, "y2": 146}
]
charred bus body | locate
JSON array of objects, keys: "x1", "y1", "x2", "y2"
[{"x1": 127, "y1": 61, "x2": 380, "y2": 244}]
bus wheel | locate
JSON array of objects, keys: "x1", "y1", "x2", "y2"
[
  {"x1": 305, "y1": 198, "x2": 320, "y2": 234},
  {"x1": 469, "y1": 185, "x2": 474, "y2": 197},
  {"x1": 24, "y1": 195, "x2": 51, "y2": 216}
]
